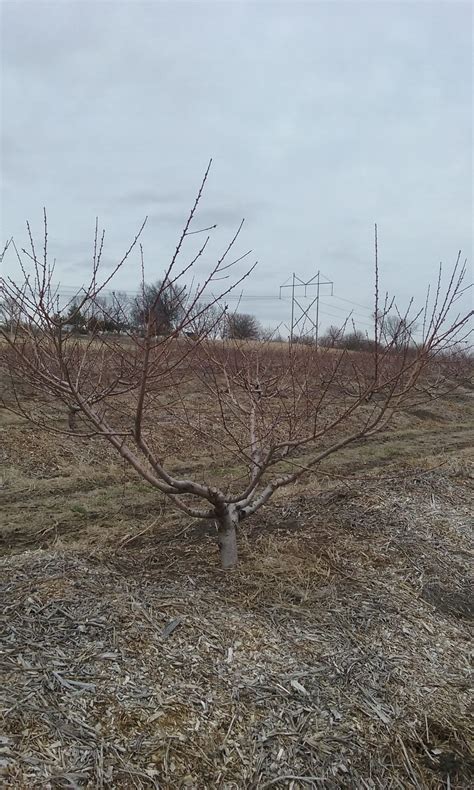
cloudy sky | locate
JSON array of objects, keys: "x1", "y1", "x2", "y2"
[{"x1": 1, "y1": 0, "x2": 472, "y2": 334}]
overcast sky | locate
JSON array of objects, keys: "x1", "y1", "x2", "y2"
[{"x1": 1, "y1": 0, "x2": 472, "y2": 334}]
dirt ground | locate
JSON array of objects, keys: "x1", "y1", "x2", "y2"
[{"x1": 1, "y1": 386, "x2": 473, "y2": 788}]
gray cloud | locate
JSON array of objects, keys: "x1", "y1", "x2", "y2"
[
  {"x1": 147, "y1": 205, "x2": 252, "y2": 229},
  {"x1": 1, "y1": 0, "x2": 472, "y2": 332},
  {"x1": 116, "y1": 189, "x2": 187, "y2": 207}
]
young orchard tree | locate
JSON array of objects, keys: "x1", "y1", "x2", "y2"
[{"x1": 1, "y1": 170, "x2": 472, "y2": 568}]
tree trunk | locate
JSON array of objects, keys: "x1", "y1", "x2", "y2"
[
  {"x1": 216, "y1": 506, "x2": 238, "y2": 569},
  {"x1": 68, "y1": 406, "x2": 79, "y2": 431}
]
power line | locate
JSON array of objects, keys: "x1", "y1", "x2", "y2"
[
  {"x1": 317, "y1": 308, "x2": 373, "y2": 328},
  {"x1": 47, "y1": 283, "x2": 374, "y2": 313},
  {"x1": 48, "y1": 286, "x2": 281, "y2": 302},
  {"x1": 331, "y1": 294, "x2": 373, "y2": 311},
  {"x1": 319, "y1": 301, "x2": 373, "y2": 320}
]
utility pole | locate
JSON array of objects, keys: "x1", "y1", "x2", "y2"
[
  {"x1": 280, "y1": 270, "x2": 333, "y2": 345},
  {"x1": 315, "y1": 271, "x2": 320, "y2": 346},
  {"x1": 290, "y1": 273, "x2": 295, "y2": 344}
]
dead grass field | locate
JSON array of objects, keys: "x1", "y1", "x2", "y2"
[{"x1": 1, "y1": 377, "x2": 473, "y2": 788}]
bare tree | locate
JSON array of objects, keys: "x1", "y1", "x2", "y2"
[
  {"x1": 186, "y1": 301, "x2": 226, "y2": 340},
  {"x1": 225, "y1": 312, "x2": 261, "y2": 340},
  {"x1": 375, "y1": 312, "x2": 418, "y2": 350},
  {"x1": 338, "y1": 329, "x2": 373, "y2": 351},
  {"x1": 130, "y1": 280, "x2": 185, "y2": 335},
  {"x1": 1, "y1": 172, "x2": 472, "y2": 569},
  {"x1": 107, "y1": 291, "x2": 132, "y2": 332},
  {"x1": 319, "y1": 325, "x2": 343, "y2": 347},
  {"x1": 0, "y1": 293, "x2": 23, "y2": 337},
  {"x1": 260, "y1": 325, "x2": 284, "y2": 343}
]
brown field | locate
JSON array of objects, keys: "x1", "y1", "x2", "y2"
[{"x1": 1, "y1": 369, "x2": 473, "y2": 788}]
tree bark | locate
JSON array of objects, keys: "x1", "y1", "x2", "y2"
[{"x1": 216, "y1": 506, "x2": 238, "y2": 569}]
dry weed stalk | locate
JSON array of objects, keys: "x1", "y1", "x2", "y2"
[{"x1": 1, "y1": 166, "x2": 472, "y2": 567}]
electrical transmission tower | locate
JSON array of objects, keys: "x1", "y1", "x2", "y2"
[{"x1": 279, "y1": 271, "x2": 334, "y2": 344}]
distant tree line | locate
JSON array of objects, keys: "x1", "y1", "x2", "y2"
[
  {"x1": 52, "y1": 281, "x2": 268, "y2": 340},
  {"x1": 317, "y1": 315, "x2": 418, "y2": 352},
  {"x1": 0, "y1": 279, "x2": 277, "y2": 341},
  {"x1": 0, "y1": 284, "x2": 423, "y2": 351}
]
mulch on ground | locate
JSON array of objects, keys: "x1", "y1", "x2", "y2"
[{"x1": 1, "y1": 463, "x2": 473, "y2": 789}]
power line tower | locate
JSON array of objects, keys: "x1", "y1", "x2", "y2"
[{"x1": 279, "y1": 271, "x2": 333, "y2": 345}]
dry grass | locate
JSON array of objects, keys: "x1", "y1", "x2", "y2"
[{"x1": 1, "y1": 383, "x2": 473, "y2": 788}]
